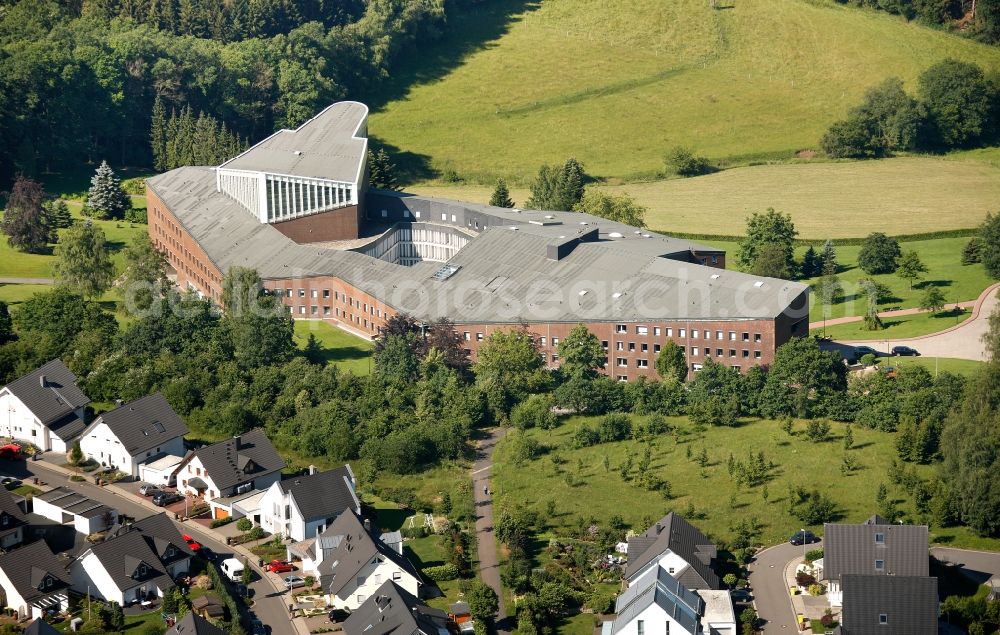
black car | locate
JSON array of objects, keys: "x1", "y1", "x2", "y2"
[
  {"x1": 328, "y1": 609, "x2": 351, "y2": 622},
  {"x1": 730, "y1": 588, "x2": 753, "y2": 604},
  {"x1": 152, "y1": 491, "x2": 182, "y2": 507},
  {"x1": 198, "y1": 547, "x2": 217, "y2": 562},
  {"x1": 1, "y1": 477, "x2": 22, "y2": 489},
  {"x1": 891, "y1": 345, "x2": 919, "y2": 357},
  {"x1": 790, "y1": 530, "x2": 818, "y2": 545}
]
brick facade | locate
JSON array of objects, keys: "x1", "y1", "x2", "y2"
[
  {"x1": 147, "y1": 186, "x2": 224, "y2": 303},
  {"x1": 271, "y1": 204, "x2": 362, "y2": 243}
]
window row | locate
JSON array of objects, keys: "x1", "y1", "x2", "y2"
[{"x1": 616, "y1": 324, "x2": 763, "y2": 342}]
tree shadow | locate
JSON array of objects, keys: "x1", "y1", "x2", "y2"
[
  {"x1": 367, "y1": 136, "x2": 436, "y2": 185},
  {"x1": 916, "y1": 279, "x2": 953, "y2": 289}
]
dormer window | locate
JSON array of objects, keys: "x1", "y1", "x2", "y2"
[
  {"x1": 165, "y1": 546, "x2": 175, "y2": 558},
  {"x1": 875, "y1": 532, "x2": 885, "y2": 544},
  {"x1": 1, "y1": 514, "x2": 8, "y2": 527}
]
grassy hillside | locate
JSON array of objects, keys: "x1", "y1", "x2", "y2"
[
  {"x1": 409, "y1": 157, "x2": 999, "y2": 238},
  {"x1": 370, "y1": 0, "x2": 1000, "y2": 183}
]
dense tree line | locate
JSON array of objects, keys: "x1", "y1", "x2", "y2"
[
  {"x1": 822, "y1": 59, "x2": 999, "y2": 157},
  {"x1": 151, "y1": 101, "x2": 246, "y2": 171},
  {"x1": 836, "y1": 0, "x2": 1000, "y2": 44},
  {"x1": 0, "y1": 0, "x2": 481, "y2": 179}
]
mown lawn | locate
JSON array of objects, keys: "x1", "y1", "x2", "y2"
[
  {"x1": 815, "y1": 307, "x2": 974, "y2": 340},
  {"x1": 493, "y1": 415, "x2": 1000, "y2": 551},
  {"x1": 292, "y1": 320, "x2": 373, "y2": 376},
  {"x1": 370, "y1": 0, "x2": 1000, "y2": 182},
  {"x1": 875, "y1": 356, "x2": 985, "y2": 377}
]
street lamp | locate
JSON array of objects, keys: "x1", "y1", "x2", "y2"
[{"x1": 801, "y1": 528, "x2": 807, "y2": 560}]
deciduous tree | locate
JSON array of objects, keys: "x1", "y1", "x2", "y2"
[
  {"x1": 895, "y1": 249, "x2": 927, "y2": 289},
  {"x1": 656, "y1": 340, "x2": 687, "y2": 382},
  {"x1": 572, "y1": 191, "x2": 646, "y2": 227},
  {"x1": 2, "y1": 175, "x2": 49, "y2": 253},
  {"x1": 736, "y1": 208, "x2": 797, "y2": 274},
  {"x1": 53, "y1": 221, "x2": 115, "y2": 298},
  {"x1": 557, "y1": 324, "x2": 605, "y2": 379},
  {"x1": 920, "y1": 284, "x2": 947, "y2": 314},
  {"x1": 857, "y1": 232, "x2": 901, "y2": 275},
  {"x1": 918, "y1": 58, "x2": 993, "y2": 148}
]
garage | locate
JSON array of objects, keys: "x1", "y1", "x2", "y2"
[{"x1": 214, "y1": 508, "x2": 229, "y2": 520}]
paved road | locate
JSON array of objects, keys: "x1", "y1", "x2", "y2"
[
  {"x1": 0, "y1": 277, "x2": 54, "y2": 284},
  {"x1": 473, "y1": 428, "x2": 510, "y2": 634},
  {"x1": 825, "y1": 283, "x2": 999, "y2": 361},
  {"x1": 932, "y1": 547, "x2": 1000, "y2": 584},
  {"x1": 747, "y1": 540, "x2": 818, "y2": 633},
  {"x1": 811, "y1": 298, "x2": 976, "y2": 330},
  {"x1": 4, "y1": 459, "x2": 297, "y2": 635}
]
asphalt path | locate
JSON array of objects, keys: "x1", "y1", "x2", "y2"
[
  {"x1": 473, "y1": 428, "x2": 511, "y2": 635},
  {"x1": 3, "y1": 459, "x2": 297, "y2": 635}
]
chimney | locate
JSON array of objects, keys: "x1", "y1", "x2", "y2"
[
  {"x1": 39, "y1": 375, "x2": 46, "y2": 388},
  {"x1": 655, "y1": 523, "x2": 662, "y2": 535},
  {"x1": 363, "y1": 518, "x2": 372, "y2": 532},
  {"x1": 309, "y1": 465, "x2": 317, "y2": 476}
]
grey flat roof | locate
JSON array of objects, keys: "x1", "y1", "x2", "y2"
[
  {"x1": 218, "y1": 101, "x2": 367, "y2": 184},
  {"x1": 37, "y1": 487, "x2": 113, "y2": 519},
  {"x1": 149, "y1": 169, "x2": 808, "y2": 324}
]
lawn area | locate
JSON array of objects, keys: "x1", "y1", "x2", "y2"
[
  {"x1": 370, "y1": 0, "x2": 1000, "y2": 183},
  {"x1": 875, "y1": 356, "x2": 985, "y2": 377},
  {"x1": 292, "y1": 320, "x2": 373, "y2": 375},
  {"x1": 493, "y1": 414, "x2": 1000, "y2": 551},
  {"x1": 815, "y1": 307, "x2": 973, "y2": 340},
  {"x1": 0, "y1": 283, "x2": 53, "y2": 304},
  {"x1": 409, "y1": 157, "x2": 999, "y2": 239}
]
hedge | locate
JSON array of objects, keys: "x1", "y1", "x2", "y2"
[
  {"x1": 422, "y1": 563, "x2": 460, "y2": 581},
  {"x1": 647, "y1": 227, "x2": 978, "y2": 246}
]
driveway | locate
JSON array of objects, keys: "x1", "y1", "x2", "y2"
[
  {"x1": 825, "y1": 283, "x2": 998, "y2": 361},
  {"x1": 473, "y1": 428, "x2": 510, "y2": 635},
  {"x1": 747, "y1": 540, "x2": 818, "y2": 633},
  {"x1": 932, "y1": 547, "x2": 1000, "y2": 585},
  {"x1": 2, "y1": 459, "x2": 300, "y2": 635}
]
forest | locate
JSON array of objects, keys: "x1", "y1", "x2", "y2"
[{"x1": 0, "y1": 0, "x2": 479, "y2": 180}]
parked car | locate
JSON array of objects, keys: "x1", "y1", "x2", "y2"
[
  {"x1": 0, "y1": 444, "x2": 21, "y2": 460},
  {"x1": 790, "y1": 530, "x2": 819, "y2": 546},
  {"x1": 265, "y1": 560, "x2": 294, "y2": 574},
  {"x1": 731, "y1": 588, "x2": 753, "y2": 604},
  {"x1": 198, "y1": 547, "x2": 216, "y2": 562},
  {"x1": 854, "y1": 346, "x2": 878, "y2": 357},
  {"x1": 283, "y1": 575, "x2": 305, "y2": 589},
  {"x1": 152, "y1": 491, "x2": 182, "y2": 507},
  {"x1": 891, "y1": 345, "x2": 919, "y2": 357},
  {"x1": 138, "y1": 484, "x2": 160, "y2": 496},
  {"x1": 1, "y1": 477, "x2": 22, "y2": 489},
  {"x1": 220, "y1": 558, "x2": 245, "y2": 582}
]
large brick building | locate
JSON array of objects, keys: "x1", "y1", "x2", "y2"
[{"x1": 147, "y1": 102, "x2": 809, "y2": 380}]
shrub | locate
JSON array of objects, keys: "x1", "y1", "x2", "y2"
[
  {"x1": 211, "y1": 517, "x2": 235, "y2": 529},
  {"x1": 796, "y1": 572, "x2": 817, "y2": 587},
  {"x1": 665, "y1": 146, "x2": 714, "y2": 177},
  {"x1": 423, "y1": 563, "x2": 461, "y2": 581},
  {"x1": 124, "y1": 208, "x2": 147, "y2": 224},
  {"x1": 805, "y1": 548, "x2": 824, "y2": 563},
  {"x1": 245, "y1": 526, "x2": 265, "y2": 540},
  {"x1": 236, "y1": 517, "x2": 253, "y2": 532},
  {"x1": 808, "y1": 583, "x2": 824, "y2": 596},
  {"x1": 597, "y1": 412, "x2": 632, "y2": 443},
  {"x1": 572, "y1": 424, "x2": 600, "y2": 448}
]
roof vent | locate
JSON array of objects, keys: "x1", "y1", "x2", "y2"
[
  {"x1": 710, "y1": 274, "x2": 720, "y2": 279},
  {"x1": 579, "y1": 221, "x2": 588, "y2": 225},
  {"x1": 608, "y1": 232, "x2": 623, "y2": 239},
  {"x1": 39, "y1": 375, "x2": 46, "y2": 388},
  {"x1": 612, "y1": 292, "x2": 623, "y2": 299},
  {"x1": 293, "y1": 150, "x2": 303, "y2": 156},
  {"x1": 753, "y1": 281, "x2": 765, "y2": 288},
  {"x1": 634, "y1": 230, "x2": 641, "y2": 235},
  {"x1": 578, "y1": 290, "x2": 588, "y2": 296},
  {"x1": 544, "y1": 215, "x2": 554, "y2": 219},
  {"x1": 509, "y1": 226, "x2": 518, "y2": 230}
]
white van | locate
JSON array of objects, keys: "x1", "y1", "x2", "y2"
[{"x1": 221, "y1": 557, "x2": 245, "y2": 582}]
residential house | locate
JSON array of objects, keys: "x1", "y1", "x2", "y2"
[
  {"x1": 0, "y1": 484, "x2": 27, "y2": 549},
  {"x1": 71, "y1": 513, "x2": 193, "y2": 605},
  {"x1": 167, "y1": 612, "x2": 227, "y2": 635},
  {"x1": 259, "y1": 465, "x2": 359, "y2": 541},
  {"x1": 32, "y1": 487, "x2": 119, "y2": 535},
  {"x1": 23, "y1": 618, "x2": 60, "y2": 635},
  {"x1": 0, "y1": 360, "x2": 89, "y2": 453},
  {"x1": 287, "y1": 510, "x2": 421, "y2": 610},
  {"x1": 79, "y1": 393, "x2": 188, "y2": 477},
  {"x1": 175, "y1": 429, "x2": 284, "y2": 505},
  {"x1": 823, "y1": 515, "x2": 929, "y2": 607},
  {"x1": 625, "y1": 513, "x2": 720, "y2": 589},
  {"x1": 0, "y1": 540, "x2": 72, "y2": 620},
  {"x1": 836, "y1": 575, "x2": 938, "y2": 635},
  {"x1": 343, "y1": 580, "x2": 449, "y2": 635},
  {"x1": 603, "y1": 566, "x2": 736, "y2": 635}
]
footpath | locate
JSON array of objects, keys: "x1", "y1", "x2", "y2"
[{"x1": 472, "y1": 428, "x2": 510, "y2": 635}]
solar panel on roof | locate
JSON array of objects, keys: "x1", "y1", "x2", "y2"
[
  {"x1": 431, "y1": 264, "x2": 461, "y2": 281},
  {"x1": 153, "y1": 422, "x2": 166, "y2": 433}
]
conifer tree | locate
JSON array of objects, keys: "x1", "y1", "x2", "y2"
[
  {"x1": 151, "y1": 96, "x2": 168, "y2": 171},
  {"x1": 84, "y1": 160, "x2": 131, "y2": 220},
  {"x1": 821, "y1": 239, "x2": 838, "y2": 276},
  {"x1": 368, "y1": 148, "x2": 398, "y2": 190},
  {"x1": 801, "y1": 245, "x2": 820, "y2": 278},
  {"x1": 489, "y1": 178, "x2": 514, "y2": 208},
  {"x1": 46, "y1": 200, "x2": 73, "y2": 229}
]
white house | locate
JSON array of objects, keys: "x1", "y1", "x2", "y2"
[
  {"x1": 287, "y1": 510, "x2": 421, "y2": 610},
  {"x1": 32, "y1": 487, "x2": 119, "y2": 535},
  {"x1": 0, "y1": 541, "x2": 72, "y2": 621},
  {"x1": 71, "y1": 513, "x2": 192, "y2": 605},
  {"x1": 259, "y1": 465, "x2": 359, "y2": 541},
  {"x1": 139, "y1": 454, "x2": 183, "y2": 487},
  {"x1": 175, "y1": 429, "x2": 284, "y2": 507},
  {"x1": 79, "y1": 393, "x2": 188, "y2": 478},
  {"x1": 603, "y1": 566, "x2": 735, "y2": 635},
  {"x1": 624, "y1": 512, "x2": 720, "y2": 589},
  {"x1": 0, "y1": 359, "x2": 89, "y2": 453}
]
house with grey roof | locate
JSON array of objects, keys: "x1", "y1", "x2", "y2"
[
  {"x1": 287, "y1": 509, "x2": 421, "y2": 610},
  {"x1": 175, "y1": 429, "x2": 285, "y2": 505},
  {"x1": 343, "y1": 580, "x2": 449, "y2": 635},
  {"x1": 259, "y1": 464, "x2": 359, "y2": 541},
  {"x1": 167, "y1": 611, "x2": 227, "y2": 635},
  {"x1": 32, "y1": 487, "x2": 119, "y2": 535},
  {"x1": 23, "y1": 618, "x2": 60, "y2": 635},
  {"x1": 625, "y1": 513, "x2": 720, "y2": 589},
  {"x1": 0, "y1": 483, "x2": 27, "y2": 549},
  {"x1": 108, "y1": 512, "x2": 194, "y2": 577},
  {"x1": 79, "y1": 393, "x2": 188, "y2": 477},
  {"x1": 822, "y1": 515, "x2": 929, "y2": 607},
  {"x1": 0, "y1": 359, "x2": 90, "y2": 453},
  {"x1": 0, "y1": 540, "x2": 72, "y2": 620},
  {"x1": 836, "y1": 574, "x2": 938, "y2": 634},
  {"x1": 602, "y1": 565, "x2": 735, "y2": 635}
]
